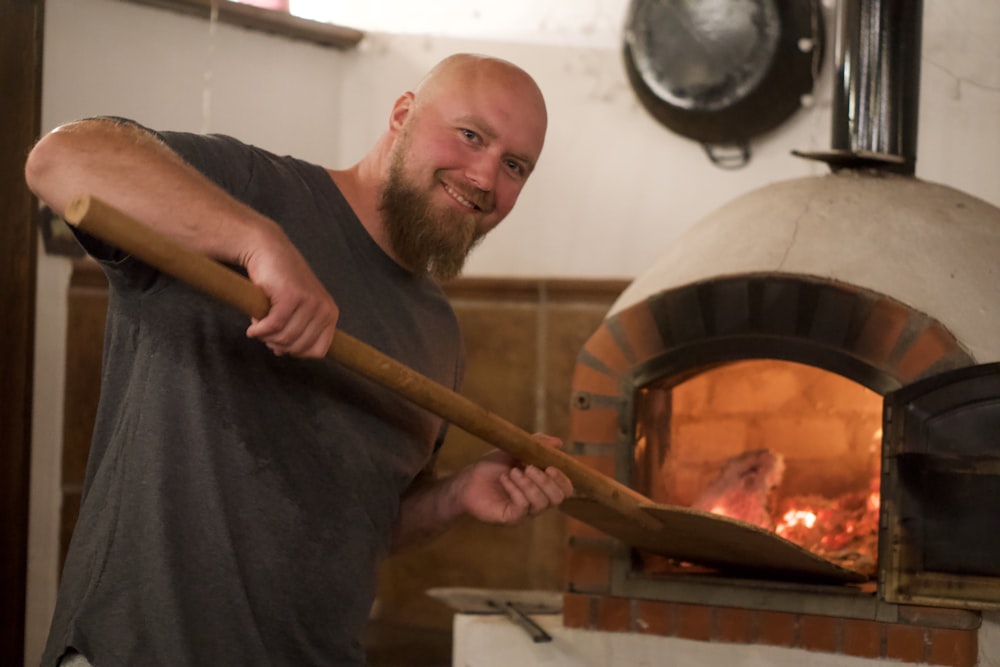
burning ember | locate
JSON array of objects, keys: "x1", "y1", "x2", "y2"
[
  {"x1": 689, "y1": 434, "x2": 882, "y2": 578},
  {"x1": 772, "y1": 487, "x2": 879, "y2": 576},
  {"x1": 635, "y1": 359, "x2": 885, "y2": 579}
]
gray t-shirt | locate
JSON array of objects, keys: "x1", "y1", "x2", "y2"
[{"x1": 43, "y1": 128, "x2": 463, "y2": 667}]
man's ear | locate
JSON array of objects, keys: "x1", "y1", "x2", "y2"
[{"x1": 389, "y1": 92, "x2": 415, "y2": 132}]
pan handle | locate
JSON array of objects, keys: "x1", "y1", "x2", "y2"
[{"x1": 63, "y1": 194, "x2": 663, "y2": 532}]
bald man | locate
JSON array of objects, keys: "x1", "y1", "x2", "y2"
[{"x1": 26, "y1": 54, "x2": 570, "y2": 667}]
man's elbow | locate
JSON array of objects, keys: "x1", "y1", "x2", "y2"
[
  {"x1": 24, "y1": 132, "x2": 57, "y2": 202},
  {"x1": 24, "y1": 120, "x2": 101, "y2": 213}
]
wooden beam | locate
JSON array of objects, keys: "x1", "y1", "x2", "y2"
[
  {"x1": 122, "y1": 0, "x2": 364, "y2": 49},
  {"x1": 0, "y1": 0, "x2": 43, "y2": 664}
]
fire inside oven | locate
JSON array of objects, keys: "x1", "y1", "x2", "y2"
[
  {"x1": 562, "y1": 264, "x2": 1000, "y2": 611},
  {"x1": 632, "y1": 359, "x2": 882, "y2": 580}
]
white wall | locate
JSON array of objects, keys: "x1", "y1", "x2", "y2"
[
  {"x1": 28, "y1": 1, "x2": 347, "y2": 664},
  {"x1": 28, "y1": 0, "x2": 1000, "y2": 664}
]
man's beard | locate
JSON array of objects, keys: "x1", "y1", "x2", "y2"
[{"x1": 379, "y1": 151, "x2": 485, "y2": 282}]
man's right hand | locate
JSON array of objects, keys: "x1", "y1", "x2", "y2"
[{"x1": 243, "y1": 234, "x2": 339, "y2": 359}]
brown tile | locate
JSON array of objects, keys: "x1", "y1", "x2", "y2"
[
  {"x1": 596, "y1": 596, "x2": 631, "y2": 632},
  {"x1": 634, "y1": 600, "x2": 674, "y2": 636},
  {"x1": 542, "y1": 279, "x2": 627, "y2": 304},
  {"x1": 63, "y1": 286, "x2": 108, "y2": 484},
  {"x1": 452, "y1": 303, "x2": 538, "y2": 425},
  {"x1": 798, "y1": 615, "x2": 838, "y2": 653},
  {"x1": 886, "y1": 623, "x2": 929, "y2": 663},
  {"x1": 675, "y1": 603, "x2": 714, "y2": 642},
  {"x1": 841, "y1": 618, "x2": 883, "y2": 659},
  {"x1": 375, "y1": 519, "x2": 543, "y2": 629},
  {"x1": 714, "y1": 607, "x2": 753, "y2": 644},
  {"x1": 516, "y1": 511, "x2": 568, "y2": 592},
  {"x1": 927, "y1": 628, "x2": 978, "y2": 667},
  {"x1": 753, "y1": 610, "x2": 798, "y2": 647},
  {"x1": 444, "y1": 277, "x2": 625, "y2": 304},
  {"x1": 444, "y1": 277, "x2": 541, "y2": 301},
  {"x1": 563, "y1": 593, "x2": 595, "y2": 629},
  {"x1": 565, "y1": 516, "x2": 611, "y2": 540},
  {"x1": 438, "y1": 303, "x2": 538, "y2": 474}
]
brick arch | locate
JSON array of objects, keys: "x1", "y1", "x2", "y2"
[{"x1": 568, "y1": 274, "x2": 974, "y2": 469}]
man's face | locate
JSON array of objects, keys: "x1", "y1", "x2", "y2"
[
  {"x1": 378, "y1": 63, "x2": 547, "y2": 281},
  {"x1": 379, "y1": 126, "x2": 484, "y2": 282}
]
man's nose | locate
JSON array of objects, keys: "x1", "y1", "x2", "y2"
[{"x1": 464, "y1": 153, "x2": 499, "y2": 193}]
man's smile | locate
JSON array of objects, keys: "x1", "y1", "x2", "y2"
[{"x1": 441, "y1": 180, "x2": 493, "y2": 213}]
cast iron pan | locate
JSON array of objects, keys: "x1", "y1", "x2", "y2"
[{"x1": 623, "y1": 0, "x2": 824, "y2": 167}]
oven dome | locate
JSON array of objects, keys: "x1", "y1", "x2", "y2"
[{"x1": 611, "y1": 172, "x2": 1000, "y2": 362}]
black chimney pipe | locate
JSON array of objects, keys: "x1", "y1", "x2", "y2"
[
  {"x1": 795, "y1": 0, "x2": 922, "y2": 174},
  {"x1": 832, "y1": 0, "x2": 923, "y2": 174}
]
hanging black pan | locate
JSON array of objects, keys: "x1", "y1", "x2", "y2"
[{"x1": 623, "y1": 0, "x2": 824, "y2": 168}]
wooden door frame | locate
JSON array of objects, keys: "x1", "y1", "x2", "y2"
[{"x1": 1, "y1": 0, "x2": 43, "y2": 665}]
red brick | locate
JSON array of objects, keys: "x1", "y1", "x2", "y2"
[
  {"x1": 569, "y1": 407, "x2": 623, "y2": 445},
  {"x1": 612, "y1": 304, "x2": 666, "y2": 367},
  {"x1": 927, "y1": 628, "x2": 978, "y2": 667},
  {"x1": 570, "y1": 364, "x2": 620, "y2": 398},
  {"x1": 895, "y1": 323, "x2": 959, "y2": 383},
  {"x1": 715, "y1": 607, "x2": 753, "y2": 644},
  {"x1": 565, "y1": 545, "x2": 612, "y2": 592},
  {"x1": 886, "y1": 623, "x2": 929, "y2": 663},
  {"x1": 582, "y1": 325, "x2": 631, "y2": 374},
  {"x1": 754, "y1": 610, "x2": 798, "y2": 648},
  {"x1": 675, "y1": 603, "x2": 713, "y2": 642},
  {"x1": 562, "y1": 593, "x2": 594, "y2": 629},
  {"x1": 855, "y1": 298, "x2": 909, "y2": 364},
  {"x1": 634, "y1": 600, "x2": 674, "y2": 636},
  {"x1": 841, "y1": 618, "x2": 884, "y2": 659},
  {"x1": 569, "y1": 453, "x2": 618, "y2": 479},
  {"x1": 798, "y1": 615, "x2": 839, "y2": 653},
  {"x1": 597, "y1": 596, "x2": 631, "y2": 632}
]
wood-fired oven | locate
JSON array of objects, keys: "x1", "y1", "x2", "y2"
[{"x1": 560, "y1": 1, "x2": 1000, "y2": 665}]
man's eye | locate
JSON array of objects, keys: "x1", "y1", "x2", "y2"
[
  {"x1": 461, "y1": 129, "x2": 478, "y2": 141},
  {"x1": 505, "y1": 159, "x2": 525, "y2": 176}
]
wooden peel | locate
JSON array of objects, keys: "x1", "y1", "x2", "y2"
[
  {"x1": 62, "y1": 194, "x2": 873, "y2": 583},
  {"x1": 62, "y1": 193, "x2": 663, "y2": 533}
]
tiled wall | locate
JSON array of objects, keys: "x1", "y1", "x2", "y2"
[{"x1": 374, "y1": 277, "x2": 627, "y2": 630}]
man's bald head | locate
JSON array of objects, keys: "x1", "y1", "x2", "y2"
[
  {"x1": 409, "y1": 54, "x2": 548, "y2": 154},
  {"x1": 414, "y1": 55, "x2": 546, "y2": 120}
]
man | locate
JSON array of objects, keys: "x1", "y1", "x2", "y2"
[{"x1": 26, "y1": 54, "x2": 572, "y2": 667}]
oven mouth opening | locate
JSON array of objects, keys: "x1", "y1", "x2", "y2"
[
  {"x1": 568, "y1": 272, "x2": 979, "y2": 607},
  {"x1": 632, "y1": 358, "x2": 883, "y2": 581}
]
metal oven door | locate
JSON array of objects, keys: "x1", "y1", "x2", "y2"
[{"x1": 880, "y1": 362, "x2": 1000, "y2": 610}]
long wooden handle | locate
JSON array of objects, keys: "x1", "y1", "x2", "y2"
[{"x1": 63, "y1": 194, "x2": 662, "y2": 531}]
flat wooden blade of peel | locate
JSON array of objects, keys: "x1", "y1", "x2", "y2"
[{"x1": 63, "y1": 194, "x2": 664, "y2": 532}]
